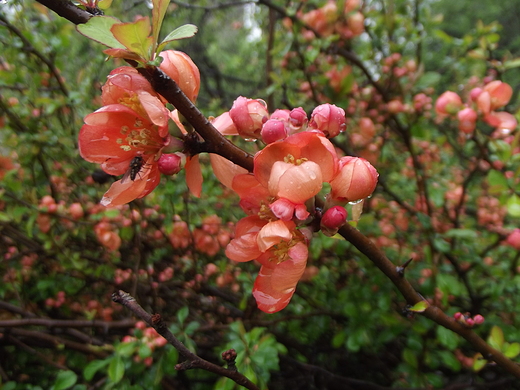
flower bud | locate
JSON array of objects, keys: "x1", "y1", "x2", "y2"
[
  {"x1": 329, "y1": 157, "x2": 378, "y2": 203},
  {"x1": 262, "y1": 119, "x2": 287, "y2": 144},
  {"x1": 473, "y1": 314, "x2": 485, "y2": 325},
  {"x1": 158, "y1": 153, "x2": 183, "y2": 175},
  {"x1": 229, "y1": 96, "x2": 269, "y2": 140},
  {"x1": 320, "y1": 206, "x2": 347, "y2": 236},
  {"x1": 435, "y1": 91, "x2": 462, "y2": 116},
  {"x1": 288, "y1": 107, "x2": 308, "y2": 133},
  {"x1": 506, "y1": 229, "x2": 520, "y2": 250},
  {"x1": 308, "y1": 104, "x2": 346, "y2": 138},
  {"x1": 457, "y1": 107, "x2": 477, "y2": 134},
  {"x1": 159, "y1": 50, "x2": 201, "y2": 103}
]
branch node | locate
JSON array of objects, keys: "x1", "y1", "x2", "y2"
[
  {"x1": 222, "y1": 349, "x2": 238, "y2": 372},
  {"x1": 396, "y1": 258, "x2": 413, "y2": 277}
]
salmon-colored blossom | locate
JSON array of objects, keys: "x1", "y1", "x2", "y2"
[
  {"x1": 79, "y1": 66, "x2": 172, "y2": 207},
  {"x1": 225, "y1": 216, "x2": 308, "y2": 313}
]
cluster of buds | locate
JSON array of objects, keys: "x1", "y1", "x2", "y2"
[
  {"x1": 214, "y1": 99, "x2": 378, "y2": 313},
  {"x1": 435, "y1": 80, "x2": 516, "y2": 136},
  {"x1": 453, "y1": 312, "x2": 485, "y2": 328},
  {"x1": 121, "y1": 321, "x2": 168, "y2": 366}
]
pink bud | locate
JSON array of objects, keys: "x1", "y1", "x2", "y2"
[
  {"x1": 457, "y1": 107, "x2": 477, "y2": 134},
  {"x1": 288, "y1": 107, "x2": 308, "y2": 133},
  {"x1": 261, "y1": 119, "x2": 287, "y2": 144},
  {"x1": 469, "y1": 87, "x2": 483, "y2": 102},
  {"x1": 329, "y1": 157, "x2": 378, "y2": 203},
  {"x1": 465, "y1": 318, "x2": 475, "y2": 327},
  {"x1": 453, "y1": 312, "x2": 463, "y2": 320},
  {"x1": 158, "y1": 153, "x2": 183, "y2": 175},
  {"x1": 473, "y1": 314, "x2": 485, "y2": 325},
  {"x1": 229, "y1": 96, "x2": 269, "y2": 140},
  {"x1": 159, "y1": 50, "x2": 200, "y2": 103},
  {"x1": 435, "y1": 91, "x2": 462, "y2": 115},
  {"x1": 506, "y1": 229, "x2": 520, "y2": 250},
  {"x1": 309, "y1": 104, "x2": 346, "y2": 138},
  {"x1": 69, "y1": 203, "x2": 84, "y2": 219},
  {"x1": 321, "y1": 206, "x2": 348, "y2": 231}
]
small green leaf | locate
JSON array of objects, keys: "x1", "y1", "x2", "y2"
[
  {"x1": 507, "y1": 194, "x2": 520, "y2": 217},
  {"x1": 473, "y1": 354, "x2": 487, "y2": 372},
  {"x1": 157, "y1": 24, "x2": 198, "y2": 53},
  {"x1": 152, "y1": 0, "x2": 170, "y2": 47},
  {"x1": 504, "y1": 342, "x2": 520, "y2": 358},
  {"x1": 111, "y1": 17, "x2": 153, "y2": 60},
  {"x1": 53, "y1": 370, "x2": 77, "y2": 390},
  {"x1": 76, "y1": 16, "x2": 125, "y2": 49},
  {"x1": 409, "y1": 301, "x2": 429, "y2": 313},
  {"x1": 504, "y1": 58, "x2": 520, "y2": 70},
  {"x1": 84, "y1": 359, "x2": 111, "y2": 381},
  {"x1": 108, "y1": 355, "x2": 125, "y2": 384},
  {"x1": 177, "y1": 306, "x2": 189, "y2": 325},
  {"x1": 488, "y1": 326, "x2": 504, "y2": 350}
]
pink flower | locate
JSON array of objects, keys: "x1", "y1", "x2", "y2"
[{"x1": 225, "y1": 216, "x2": 308, "y2": 313}]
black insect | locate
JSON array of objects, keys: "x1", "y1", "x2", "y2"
[{"x1": 121, "y1": 155, "x2": 145, "y2": 183}]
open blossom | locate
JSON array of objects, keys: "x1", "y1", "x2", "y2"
[
  {"x1": 225, "y1": 130, "x2": 343, "y2": 313},
  {"x1": 79, "y1": 68, "x2": 172, "y2": 207},
  {"x1": 226, "y1": 216, "x2": 308, "y2": 313}
]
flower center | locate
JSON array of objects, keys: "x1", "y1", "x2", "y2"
[
  {"x1": 116, "y1": 119, "x2": 163, "y2": 153},
  {"x1": 284, "y1": 154, "x2": 307, "y2": 166}
]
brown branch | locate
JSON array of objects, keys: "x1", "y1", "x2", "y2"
[
  {"x1": 4, "y1": 328, "x2": 108, "y2": 358},
  {"x1": 337, "y1": 221, "x2": 520, "y2": 379},
  {"x1": 0, "y1": 318, "x2": 135, "y2": 329},
  {"x1": 112, "y1": 290, "x2": 260, "y2": 390}
]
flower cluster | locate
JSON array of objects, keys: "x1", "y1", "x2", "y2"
[
  {"x1": 435, "y1": 80, "x2": 517, "y2": 136},
  {"x1": 79, "y1": 50, "x2": 200, "y2": 207},
  {"x1": 217, "y1": 100, "x2": 378, "y2": 313}
]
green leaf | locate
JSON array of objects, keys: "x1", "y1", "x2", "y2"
[
  {"x1": 108, "y1": 355, "x2": 125, "y2": 384},
  {"x1": 111, "y1": 17, "x2": 153, "y2": 60},
  {"x1": 152, "y1": 0, "x2": 170, "y2": 47},
  {"x1": 487, "y1": 170, "x2": 509, "y2": 194},
  {"x1": 506, "y1": 194, "x2": 520, "y2": 217},
  {"x1": 504, "y1": 58, "x2": 520, "y2": 70},
  {"x1": 177, "y1": 306, "x2": 189, "y2": 325},
  {"x1": 402, "y1": 348, "x2": 418, "y2": 369},
  {"x1": 84, "y1": 359, "x2": 111, "y2": 381},
  {"x1": 53, "y1": 370, "x2": 77, "y2": 390},
  {"x1": 157, "y1": 24, "x2": 198, "y2": 53},
  {"x1": 473, "y1": 354, "x2": 487, "y2": 372},
  {"x1": 504, "y1": 342, "x2": 520, "y2": 358},
  {"x1": 409, "y1": 301, "x2": 429, "y2": 313},
  {"x1": 443, "y1": 229, "x2": 478, "y2": 240},
  {"x1": 76, "y1": 16, "x2": 125, "y2": 49},
  {"x1": 436, "y1": 327, "x2": 460, "y2": 350},
  {"x1": 488, "y1": 326, "x2": 504, "y2": 350}
]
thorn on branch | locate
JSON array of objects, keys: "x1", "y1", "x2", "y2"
[
  {"x1": 396, "y1": 258, "x2": 413, "y2": 277},
  {"x1": 222, "y1": 349, "x2": 238, "y2": 372}
]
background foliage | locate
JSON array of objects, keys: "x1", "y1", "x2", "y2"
[{"x1": 1, "y1": 0, "x2": 520, "y2": 389}]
